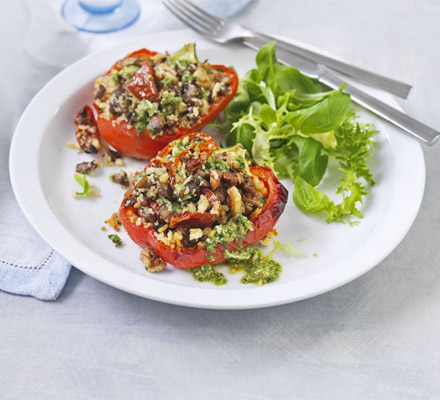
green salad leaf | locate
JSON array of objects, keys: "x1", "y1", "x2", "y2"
[
  {"x1": 256, "y1": 41, "x2": 320, "y2": 97},
  {"x1": 292, "y1": 119, "x2": 377, "y2": 223},
  {"x1": 271, "y1": 135, "x2": 328, "y2": 187},
  {"x1": 74, "y1": 173, "x2": 89, "y2": 196},
  {"x1": 222, "y1": 41, "x2": 378, "y2": 224},
  {"x1": 286, "y1": 89, "x2": 351, "y2": 134}
]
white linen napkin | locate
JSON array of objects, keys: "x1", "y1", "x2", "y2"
[{"x1": 1, "y1": 0, "x2": 251, "y2": 300}]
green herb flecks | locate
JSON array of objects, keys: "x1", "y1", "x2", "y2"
[
  {"x1": 120, "y1": 64, "x2": 140, "y2": 80},
  {"x1": 182, "y1": 73, "x2": 195, "y2": 84},
  {"x1": 160, "y1": 91, "x2": 182, "y2": 114},
  {"x1": 108, "y1": 234, "x2": 123, "y2": 247},
  {"x1": 135, "y1": 100, "x2": 159, "y2": 134},
  {"x1": 205, "y1": 154, "x2": 230, "y2": 171},
  {"x1": 205, "y1": 214, "x2": 253, "y2": 253}
]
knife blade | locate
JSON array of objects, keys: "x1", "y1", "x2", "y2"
[{"x1": 243, "y1": 37, "x2": 439, "y2": 146}]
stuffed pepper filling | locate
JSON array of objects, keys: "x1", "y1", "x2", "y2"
[
  {"x1": 124, "y1": 134, "x2": 268, "y2": 252},
  {"x1": 94, "y1": 43, "x2": 233, "y2": 139}
]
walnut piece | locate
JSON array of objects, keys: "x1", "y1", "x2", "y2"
[
  {"x1": 75, "y1": 160, "x2": 100, "y2": 175},
  {"x1": 227, "y1": 186, "x2": 244, "y2": 216},
  {"x1": 209, "y1": 170, "x2": 221, "y2": 190},
  {"x1": 140, "y1": 248, "x2": 166, "y2": 273},
  {"x1": 111, "y1": 170, "x2": 129, "y2": 187}
]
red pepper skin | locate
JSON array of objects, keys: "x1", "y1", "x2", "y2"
[
  {"x1": 169, "y1": 188, "x2": 220, "y2": 228},
  {"x1": 126, "y1": 64, "x2": 160, "y2": 102},
  {"x1": 94, "y1": 48, "x2": 238, "y2": 160},
  {"x1": 170, "y1": 212, "x2": 215, "y2": 229},
  {"x1": 156, "y1": 131, "x2": 216, "y2": 166},
  {"x1": 119, "y1": 134, "x2": 288, "y2": 269},
  {"x1": 113, "y1": 49, "x2": 157, "y2": 72}
]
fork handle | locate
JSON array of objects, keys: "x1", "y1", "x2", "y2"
[
  {"x1": 319, "y1": 71, "x2": 439, "y2": 146},
  {"x1": 241, "y1": 29, "x2": 412, "y2": 99}
]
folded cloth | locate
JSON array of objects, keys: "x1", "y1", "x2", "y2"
[
  {"x1": 0, "y1": 124, "x2": 72, "y2": 301},
  {"x1": 0, "y1": 0, "x2": 72, "y2": 301},
  {"x1": 2, "y1": 0, "x2": 251, "y2": 301}
]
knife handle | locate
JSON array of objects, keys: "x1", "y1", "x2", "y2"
[
  {"x1": 245, "y1": 30, "x2": 412, "y2": 99},
  {"x1": 320, "y1": 71, "x2": 439, "y2": 146}
]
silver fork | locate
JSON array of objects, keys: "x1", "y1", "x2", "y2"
[
  {"x1": 162, "y1": 0, "x2": 412, "y2": 99},
  {"x1": 162, "y1": 0, "x2": 439, "y2": 145}
]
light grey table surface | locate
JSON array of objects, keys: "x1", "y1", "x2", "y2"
[{"x1": 1, "y1": 0, "x2": 440, "y2": 399}]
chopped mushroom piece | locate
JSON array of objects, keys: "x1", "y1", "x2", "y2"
[
  {"x1": 111, "y1": 170, "x2": 129, "y2": 187},
  {"x1": 149, "y1": 114, "x2": 165, "y2": 135},
  {"x1": 102, "y1": 149, "x2": 125, "y2": 166},
  {"x1": 140, "y1": 248, "x2": 166, "y2": 272},
  {"x1": 75, "y1": 160, "x2": 100, "y2": 175}
]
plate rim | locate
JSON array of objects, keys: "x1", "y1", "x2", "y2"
[{"x1": 9, "y1": 29, "x2": 426, "y2": 309}]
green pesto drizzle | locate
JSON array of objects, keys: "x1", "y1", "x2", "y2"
[
  {"x1": 190, "y1": 265, "x2": 228, "y2": 286},
  {"x1": 225, "y1": 246, "x2": 282, "y2": 286},
  {"x1": 188, "y1": 245, "x2": 283, "y2": 287}
]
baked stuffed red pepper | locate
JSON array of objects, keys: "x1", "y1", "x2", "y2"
[
  {"x1": 93, "y1": 44, "x2": 238, "y2": 159},
  {"x1": 119, "y1": 132, "x2": 288, "y2": 272}
]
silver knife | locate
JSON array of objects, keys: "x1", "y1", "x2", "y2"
[
  {"x1": 246, "y1": 31, "x2": 412, "y2": 99},
  {"x1": 244, "y1": 37, "x2": 439, "y2": 146}
]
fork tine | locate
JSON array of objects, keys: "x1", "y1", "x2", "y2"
[
  {"x1": 166, "y1": 0, "x2": 214, "y2": 31},
  {"x1": 177, "y1": 0, "x2": 223, "y2": 26},
  {"x1": 163, "y1": 0, "x2": 210, "y2": 34}
]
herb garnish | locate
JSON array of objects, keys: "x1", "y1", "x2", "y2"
[
  {"x1": 108, "y1": 234, "x2": 123, "y2": 247},
  {"x1": 205, "y1": 213, "x2": 253, "y2": 253}
]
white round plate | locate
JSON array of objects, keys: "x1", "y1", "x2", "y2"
[{"x1": 10, "y1": 30, "x2": 425, "y2": 309}]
